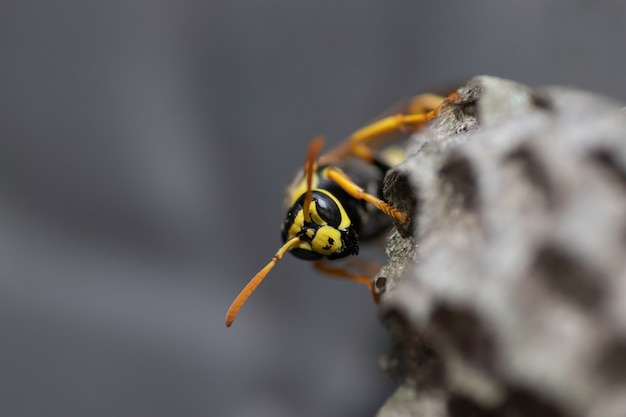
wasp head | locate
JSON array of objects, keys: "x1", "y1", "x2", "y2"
[{"x1": 281, "y1": 190, "x2": 358, "y2": 260}]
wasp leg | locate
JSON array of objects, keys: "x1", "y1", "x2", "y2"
[
  {"x1": 314, "y1": 260, "x2": 380, "y2": 303},
  {"x1": 321, "y1": 92, "x2": 458, "y2": 164},
  {"x1": 325, "y1": 167, "x2": 409, "y2": 223},
  {"x1": 349, "y1": 93, "x2": 447, "y2": 147}
]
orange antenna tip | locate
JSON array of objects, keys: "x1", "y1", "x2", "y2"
[{"x1": 225, "y1": 237, "x2": 300, "y2": 327}]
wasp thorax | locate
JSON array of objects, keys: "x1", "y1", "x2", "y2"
[{"x1": 282, "y1": 190, "x2": 359, "y2": 260}]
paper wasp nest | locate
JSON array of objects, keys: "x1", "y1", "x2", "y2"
[{"x1": 377, "y1": 76, "x2": 626, "y2": 417}]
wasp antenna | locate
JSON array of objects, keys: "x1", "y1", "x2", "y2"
[
  {"x1": 225, "y1": 237, "x2": 301, "y2": 327},
  {"x1": 302, "y1": 136, "x2": 325, "y2": 223}
]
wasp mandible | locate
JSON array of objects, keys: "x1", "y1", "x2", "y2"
[{"x1": 226, "y1": 92, "x2": 458, "y2": 327}]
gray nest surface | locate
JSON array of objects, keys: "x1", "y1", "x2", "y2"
[{"x1": 376, "y1": 76, "x2": 626, "y2": 417}]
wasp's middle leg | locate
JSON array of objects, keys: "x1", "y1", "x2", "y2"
[{"x1": 325, "y1": 167, "x2": 409, "y2": 223}]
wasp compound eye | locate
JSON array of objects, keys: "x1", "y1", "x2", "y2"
[{"x1": 311, "y1": 191, "x2": 342, "y2": 227}]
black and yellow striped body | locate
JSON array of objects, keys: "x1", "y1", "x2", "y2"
[{"x1": 281, "y1": 155, "x2": 395, "y2": 261}]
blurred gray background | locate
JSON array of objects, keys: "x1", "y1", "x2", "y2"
[{"x1": 1, "y1": 1, "x2": 625, "y2": 417}]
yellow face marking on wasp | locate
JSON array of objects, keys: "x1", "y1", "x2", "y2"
[
  {"x1": 309, "y1": 202, "x2": 326, "y2": 226},
  {"x1": 286, "y1": 210, "x2": 320, "y2": 253},
  {"x1": 287, "y1": 210, "x2": 305, "y2": 240},
  {"x1": 311, "y1": 225, "x2": 342, "y2": 256}
]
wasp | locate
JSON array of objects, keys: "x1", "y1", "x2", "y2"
[{"x1": 225, "y1": 92, "x2": 458, "y2": 327}]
